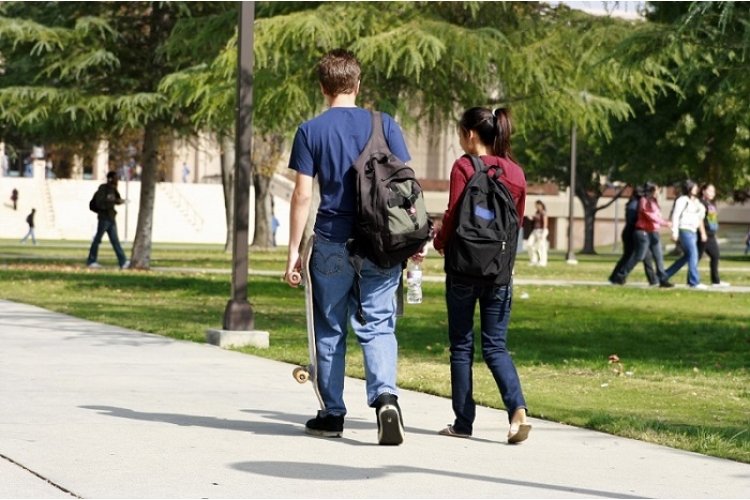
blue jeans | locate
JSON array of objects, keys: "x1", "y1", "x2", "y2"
[
  {"x1": 445, "y1": 276, "x2": 526, "y2": 435},
  {"x1": 87, "y1": 218, "x2": 127, "y2": 267},
  {"x1": 615, "y1": 230, "x2": 668, "y2": 283},
  {"x1": 310, "y1": 238, "x2": 401, "y2": 417},
  {"x1": 666, "y1": 230, "x2": 701, "y2": 286},
  {"x1": 21, "y1": 227, "x2": 37, "y2": 244}
]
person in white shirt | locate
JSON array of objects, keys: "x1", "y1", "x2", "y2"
[{"x1": 665, "y1": 180, "x2": 707, "y2": 289}]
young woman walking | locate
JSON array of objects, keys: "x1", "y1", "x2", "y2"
[
  {"x1": 610, "y1": 182, "x2": 674, "y2": 287},
  {"x1": 433, "y1": 107, "x2": 531, "y2": 444},
  {"x1": 697, "y1": 184, "x2": 729, "y2": 287},
  {"x1": 527, "y1": 200, "x2": 549, "y2": 266},
  {"x1": 664, "y1": 180, "x2": 707, "y2": 289}
]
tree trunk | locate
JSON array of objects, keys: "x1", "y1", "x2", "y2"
[
  {"x1": 250, "y1": 133, "x2": 284, "y2": 248},
  {"x1": 129, "y1": 121, "x2": 161, "y2": 269},
  {"x1": 576, "y1": 187, "x2": 600, "y2": 255},
  {"x1": 220, "y1": 135, "x2": 235, "y2": 253},
  {"x1": 582, "y1": 201, "x2": 598, "y2": 254},
  {"x1": 252, "y1": 173, "x2": 272, "y2": 248}
]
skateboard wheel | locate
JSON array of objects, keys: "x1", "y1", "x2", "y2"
[
  {"x1": 289, "y1": 272, "x2": 302, "y2": 285},
  {"x1": 293, "y1": 366, "x2": 309, "y2": 384}
]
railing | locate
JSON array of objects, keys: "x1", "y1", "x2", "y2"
[{"x1": 159, "y1": 183, "x2": 205, "y2": 231}]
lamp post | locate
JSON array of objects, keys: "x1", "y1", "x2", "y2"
[
  {"x1": 613, "y1": 192, "x2": 619, "y2": 253},
  {"x1": 223, "y1": 1, "x2": 255, "y2": 331},
  {"x1": 566, "y1": 123, "x2": 578, "y2": 264}
]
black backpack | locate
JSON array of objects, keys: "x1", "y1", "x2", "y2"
[
  {"x1": 445, "y1": 154, "x2": 519, "y2": 285},
  {"x1": 350, "y1": 111, "x2": 432, "y2": 269},
  {"x1": 89, "y1": 191, "x2": 99, "y2": 213},
  {"x1": 89, "y1": 185, "x2": 107, "y2": 213}
]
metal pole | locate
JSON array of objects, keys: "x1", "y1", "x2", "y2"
[
  {"x1": 613, "y1": 195, "x2": 619, "y2": 253},
  {"x1": 124, "y1": 174, "x2": 129, "y2": 242},
  {"x1": 223, "y1": 1, "x2": 255, "y2": 330},
  {"x1": 566, "y1": 123, "x2": 578, "y2": 264}
]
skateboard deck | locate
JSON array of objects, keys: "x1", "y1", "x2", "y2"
[{"x1": 290, "y1": 236, "x2": 325, "y2": 409}]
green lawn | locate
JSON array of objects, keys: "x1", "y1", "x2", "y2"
[{"x1": 1, "y1": 240, "x2": 749, "y2": 463}]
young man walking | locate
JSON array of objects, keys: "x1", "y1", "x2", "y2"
[
  {"x1": 87, "y1": 171, "x2": 130, "y2": 270},
  {"x1": 285, "y1": 48, "x2": 424, "y2": 445},
  {"x1": 20, "y1": 208, "x2": 38, "y2": 245}
]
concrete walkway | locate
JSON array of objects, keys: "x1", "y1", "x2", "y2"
[{"x1": 1, "y1": 299, "x2": 749, "y2": 499}]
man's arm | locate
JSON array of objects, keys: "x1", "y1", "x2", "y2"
[{"x1": 285, "y1": 172, "x2": 313, "y2": 287}]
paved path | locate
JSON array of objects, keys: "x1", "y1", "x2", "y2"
[{"x1": 1, "y1": 299, "x2": 749, "y2": 499}]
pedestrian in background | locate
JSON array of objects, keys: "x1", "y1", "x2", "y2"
[
  {"x1": 610, "y1": 182, "x2": 674, "y2": 288},
  {"x1": 87, "y1": 171, "x2": 130, "y2": 270},
  {"x1": 10, "y1": 187, "x2": 18, "y2": 210},
  {"x1": 609, "y1": 186, "x2": 658, "y2": 286},
  {"x1": 20, "y1": 208, "x2": 38, "y2": 245},
  {"x1": 697, "y1": 183, "x2": 729, "y2": 287},
  {"x1": 664, "y1": 180, "x2": 707, "y2": 289},
  {"x1": 526, "y1": 200, "x2": 548, "y2": 267}
]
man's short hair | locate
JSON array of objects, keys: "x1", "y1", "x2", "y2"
[
  {"x1": 106, "y1": 171, "x2": 118, "y2": 181},
  {"x1": 317, "y1": 48, "x2": 361, "y2": 97}
]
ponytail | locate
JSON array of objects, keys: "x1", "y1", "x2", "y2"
[
  {"x1": 492, "y1": 107, "x2": 514, "y2": 160},
  {"x1": 458, "y1": 107, "x2": 515, "y2": 161}
]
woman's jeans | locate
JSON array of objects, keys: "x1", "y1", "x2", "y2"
[
  {"x1": 310, "y1": 238, "x2": 401, "y2": 418},
  {"x1": 615, "y1": 230, "x2": 668, "y2": 283},
  {"x1": 610, "y1": 226, "x2": 657, "y2": 285},
  {"x1": 445, "y1": 276, "x2": 526, "y2": 435},
  {"x1": 666, "y1": 230, "x2": 701, "y2": 286}
]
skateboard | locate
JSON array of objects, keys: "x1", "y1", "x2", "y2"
[{"x1": 290, "y1": 236, "x2": 325, "y2": 409}]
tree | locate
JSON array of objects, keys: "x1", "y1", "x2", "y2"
[
  {"x1": 0, "y1": 2, "x2": 235, "y2": 268},
  {"x1": 2, "y1": 2, "x2": 672, "y2": 255},
  {"x1": 615, "y1": 2, "x2": 750, "y2": 198},
  {"x1": 162, "y1": 2, "x2": 671, "y2": 252}
]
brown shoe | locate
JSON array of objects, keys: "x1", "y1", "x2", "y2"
[{"x1": 507, "y1": 423, "x2": 532, "y2": 444}]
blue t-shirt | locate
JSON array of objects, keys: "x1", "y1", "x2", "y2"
[{"x1": 288, "y1": 107, "x2": 411, "y2": 242}]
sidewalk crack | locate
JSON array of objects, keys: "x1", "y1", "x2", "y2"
[{"x1": 0, "y1": 453, "x2": 82, "y2": 499}]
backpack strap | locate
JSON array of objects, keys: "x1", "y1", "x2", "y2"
[
  {"x1": 466, "y1": 154, "x2": 509, "y2": 185},
  {"x1": 465, "y1": 154, "x2": 486, "y2": 174}
]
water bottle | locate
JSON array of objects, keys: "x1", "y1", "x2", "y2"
[{"x1": 406, "y1": 262, "x2": 423, "y2": 304}]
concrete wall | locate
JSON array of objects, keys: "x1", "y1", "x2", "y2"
[{"x1": 0, "y1": 176, "x2": 290, "y2": 246}]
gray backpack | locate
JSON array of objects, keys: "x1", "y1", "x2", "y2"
[{"x1": 350, "y1": 111, "x2": 432, "y2": 269}]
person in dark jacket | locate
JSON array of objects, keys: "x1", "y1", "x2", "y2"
[
  {"x1": 20, "y1": 208, "x2": 38, "y2": 245},
  {"x1": 86, "y1": 171, "x2": 129, "y2": 269},
  {"x1": 609, "y1": 186, "x2": 658, "y2": 285}
]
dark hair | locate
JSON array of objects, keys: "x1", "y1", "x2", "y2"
[
  {"x1": 535, "y1": 200, "x2": 546, "y2": 211},
  {"x1": 317, "y1": 48, "x2": 361, "y2": 97},
  {"x1": 681, "y1": 179, "x2": 697, "y2": 196},
  {"x1": 643, "y1": 181, "x2": 658, "y2": 195},
  {"x1": 631, "y1": 184, "x2": 646, "y2": 200},
  {"x1": 458, "y1": 107, "x2": 514, "y2": 160},
  {"x1": 106, "y1": 171, "x2": 118, "y2": 181}
]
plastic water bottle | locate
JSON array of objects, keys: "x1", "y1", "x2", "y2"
[{"x1": 406, "y1": 262, "x2": 423, "y2": 304}]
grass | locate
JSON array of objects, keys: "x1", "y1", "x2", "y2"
[{"x1": 1, "y1": 239, "x2": 749, "y2": 463}]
